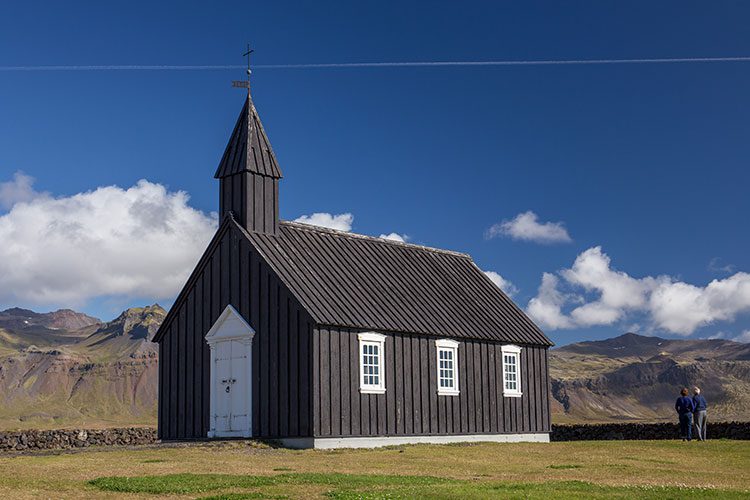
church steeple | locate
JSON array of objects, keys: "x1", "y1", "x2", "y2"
[{"x1": 214, "y1": 88, "x2": 282, "y2": 235}]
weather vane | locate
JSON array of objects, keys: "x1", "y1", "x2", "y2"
[{"x1": 231, "y1": 43, "x2": 253, "y2": 90}]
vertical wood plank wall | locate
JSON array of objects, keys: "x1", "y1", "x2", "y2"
[
  {"x1": 220, "y1": 174, "x2": 279, "y2": 234},
  {"x1": 158, "y1": 225, "x2": 312, "y2": 440},
  {"x1": 312, "y1": 327, "x2": 550, "y2": 437}
]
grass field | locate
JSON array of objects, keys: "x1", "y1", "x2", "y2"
[{"x1": 0, "y1": 440, "x2": 748, "y2": 499}]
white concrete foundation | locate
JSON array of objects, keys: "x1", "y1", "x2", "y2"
[{"x1": 278, "y1": 433, "x2": 549, "y2": 449}]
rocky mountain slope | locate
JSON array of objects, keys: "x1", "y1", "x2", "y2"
[
  {"x1": 550, "y1": 333, "x2": 750, "y2": 423},
  {"x1": 0, "y1": 305, "x2": 164, "y2": 430}
]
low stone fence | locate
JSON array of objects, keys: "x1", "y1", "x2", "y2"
[
  {"x1": 2, "y1": 422, "x2": 748, "y2": 452},
  {"x1": 0, "y1": 427, "x2": 157, "y2": 452},
  {"x1": 551, "y1": 421, "x2": 750, "y2": 441}
]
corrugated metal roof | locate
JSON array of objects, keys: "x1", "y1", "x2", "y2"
[
  {"x1": 241, "y1": 220, "x2": 552, "y2": 346},
  {"x1": 214, "y1": 93, "x2": 283, "y2": 179}
]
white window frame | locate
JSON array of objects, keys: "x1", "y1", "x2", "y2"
[
  {"x1": 501, "y1": 344, "x2": 523, "y2": 398},
  {"x1": 435, "y1": 339, "x2": 460, "y2": 396},
  {"x1": 358, "y1": 332, "x2": 386, "y2": 394}
]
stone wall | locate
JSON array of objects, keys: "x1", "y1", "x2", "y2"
[
  {"x1": 0, "y1": 427, "x2": 157, "y2": 451},
  {"x1": 551, "y1": 421, "x2": 750, "y2": 441},
  {"x1": 2, "y1": 422, "x2": 748, "y2": 451}
]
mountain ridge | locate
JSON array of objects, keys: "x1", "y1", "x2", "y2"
[
  {"x1": 557, "y1": 332, "x2": 750, "y2": 361},
  {"x1": 0, "y1": 305, "x2": 164, "y2": 429},
  {"x1": 0, "y1": 307, "x2": 101, "y2": 331},
  {"x1": 550, "y1": 332, "x2": 750, "y2": 423}
]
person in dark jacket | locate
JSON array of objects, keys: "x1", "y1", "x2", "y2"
[
  {"x1": 693, "y1": 387, "x2": 708, "y2": 441},
  {"x1": 675, "y1": 387, "x2": 695, "y2": 441}
]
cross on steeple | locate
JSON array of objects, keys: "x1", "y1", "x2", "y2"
[
  {"x1": 243, "y1": 43, "x2": 254, "y2": 84},
  {"x1": 232, "y1": 43, "x2": 255, "y2": 91}
]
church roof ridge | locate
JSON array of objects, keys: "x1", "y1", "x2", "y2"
[{"x1": 280, "y1": 220, "x2": 471, "y2": 259}]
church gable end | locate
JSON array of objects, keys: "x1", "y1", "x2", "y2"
[{"x1": 156, "y1": 217, "x2": 314, "y2": 440}]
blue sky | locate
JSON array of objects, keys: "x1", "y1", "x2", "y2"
[{"x1": 1, "y1": 1, "x2": 749, "y2": 346}]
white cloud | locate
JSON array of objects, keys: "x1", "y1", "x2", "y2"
[
  {"x1": 561, "y1": 247, "x2": 661, "y2": 327},
  {"x1": 0, "y1": 178, "x2": 217, "y2": 306},
  {"x1": 0, "y1": 171, "x2": 44, "y2": 210},
  {"x1": 379, "y1": 232, "x2": 409, "y2": 242},
  {"x1": 483, "y1": 271, "x2": 519, "y2": 297},
  {"x1": 294, "y1": 212, "x2": 353, "y2": 231},
  {"x1": 486, "y1": 211, "x2": 572, "y2": 244},
  {"x1": 734, "y1": 330, "x2": 750, "y2": 343},
  {"x1": 526, "y1": 246, "x2": 750, "y2": 335},
  {"x1": 650, "y1": 273, "x2": 750, "y2": 334},
  {"x1": 527, "y1": 273, "x2": 574, "y2": 329}
]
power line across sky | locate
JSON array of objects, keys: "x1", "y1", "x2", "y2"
[{"x1": 2, "y1": 55, "x2": 750, "y2": 72}]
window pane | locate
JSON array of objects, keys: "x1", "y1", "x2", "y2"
[
  {"x1": 437, "y1": 347, "x2": 457, "y2": 393},
  {"x1": 361, "y1": 340, "x2": 385, "y2": 389},
  {"x1": 503, "y1": 352, "x2": 520, "y2": 393}
]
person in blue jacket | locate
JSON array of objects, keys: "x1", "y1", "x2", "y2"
[
  {"x1": 675, "y1": 387, "x2": 695, "y2": 441},
  {"x1": 693, "y1": 387, "x2": 708, "y2": 441}
]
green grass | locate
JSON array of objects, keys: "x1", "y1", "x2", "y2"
[
  {"x1": 201, "y1": 494, "x2": 287, "y2": 500},
  {"x1": 89, "y1": 472, "x2": 748, "y2": 499},
  {"x1": 1, "y1": 440, "x2": 747, "y2": 499},
  {"x1": 89, "y1": 473, "x2": 450, "y2": 494}
]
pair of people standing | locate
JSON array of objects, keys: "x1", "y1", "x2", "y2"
[{"x1": 675, "y1": 387, "x2": 708, "y2": 441}]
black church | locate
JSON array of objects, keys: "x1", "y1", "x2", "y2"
[{"x1": 153, "y1": 85, "x2": 553, "y2": 448}]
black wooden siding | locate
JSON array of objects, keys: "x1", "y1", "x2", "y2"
[
  {"x1": 158, "y1": 221, "x2": 313, "y2": 440},
  {"x1": 312, "y1": 326, "x2": 550, "y2": 437},
  {"x1": 219, "y1": 174, "x2": 279, "y2": 235}
]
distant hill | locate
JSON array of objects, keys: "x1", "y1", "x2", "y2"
[
  {"x1": 0, "y1": 308, "x2": 102, "y2": 356},
  {"x1": 549, "y1": 333, "x2": 750, "y2": 423},
  {"x1": 0, "y1": 307, "x2": 101, "y2": 331},
  {"x1": 0, "y1": 305, "x2": 164, "y2": 430}
]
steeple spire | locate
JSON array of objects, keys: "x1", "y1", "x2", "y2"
[
  {"x1": 215, "y1": 47, "x2": 282, "y2": 235},
  {"x1": 214, "y1": 92, "x2": 282, "y2": 179}
]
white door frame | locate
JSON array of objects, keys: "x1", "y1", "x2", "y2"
[{"x1": 205, "y1": 305, "x2": 255, "y2": 438}]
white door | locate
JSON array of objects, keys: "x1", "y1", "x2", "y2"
[
  {"x1": 206, "y1": 305, "x2": 254, "y2": 438},
  {"x1": 214, "y1": 339, "x2": 250, "y2": 435}
]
